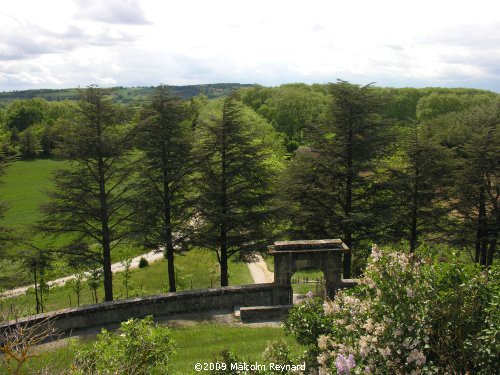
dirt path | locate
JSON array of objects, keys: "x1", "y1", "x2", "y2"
[
  {"x1": 0, "y1": 249, "x2": 165, "y2": 299},
  {"x1": 247, "y1": 254, "x2": 274, "y2": 283}
]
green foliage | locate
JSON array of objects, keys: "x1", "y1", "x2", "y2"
[
  {"x1": 465, "y1": 267, "x2": 500, "y2": 373},
  {"x1": 74, "y1": 316, "x2": 175, "y2": 374},
  {"x1": 20, "y1": 247, "x2": 53, "y2": 313},
  {"x1": 1, "y1": 248, "x2": 253, "y2": 318},
  {"x1": 133, "y1": 85, "x2": 194, "y2": 292},
  {"x1": 138, "y1": 256, "x2": 149, "y2": 268},
  {"x1": 67, "y1": 271, "x2": 85, "y2": 306},
  {"x1": 5, "y1": 98, "x2": 48, "y2": 132},
  {"x1": 209, "y1": 348, "x2": 265, "y2": 375},
  {"x1": 193, "y1": 95, "x2": 284, "y2": 285},
  {"x1": 284, "y1": 297, "x2": 332, "y2": 347},
  {"x1": 450, "y1": 105, "x2": 499, "y2": 266},
  {"x1": 281, "y1": 80, "x2": 387, "y2": 277},
  {"x1": 286, "y1": 245, "x2": 500, "y2": 374},
  {"x1": 262, "y1": 339, "x2": 296, "y2": 375},
  {"x1": 87, "y1": 268, "x2": 103, "y2": 304},
  {"x1": 266, "y1": 83, "x2": 328, "y2": 142},
  {"x1": 24, "y1": 324, "x2": 302, "y2": 374},
  {"x1": 18, "y1": 128, "x2": 40, "y2": 158},
  {"x1": 0, "y1": 157, "x2": 11, "y2": 259},
  {"x1": 416, "y1": 91, "x2": 496, "y2": 121},
  {"x1": 376, "y1": 122, "x2": 453, "y2": 252},
  {"x1": 121, "y1": 258, "x2": 132, "y2": 299},
  {"x1": 38, "y1": 86, "x2": 138, "y2": 301},
  {"x1": 285, "y1": 139, "x2": 299, "y2": 153}
]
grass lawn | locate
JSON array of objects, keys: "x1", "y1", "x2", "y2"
[
  {"x1": 0, "y1": 158, "x2": 64, "y2": 228},
  {"x1": 0, "y1": 249, "x2": 254, "y2": 318},
  {"x1": 16, "y1": 323, "x2": 303, "y2": 375}
]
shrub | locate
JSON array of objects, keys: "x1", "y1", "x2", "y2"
[
  {"x1": 138, "y1": 256, "x2": 149, "y2": 268},
  {"x1": 284, "y1": 296, "x2": 332, "y2": 347},
  {"x1": 209, "y1": 348, "x2": 265, "y2": 375},
  {"x1": 286, "y1": 140, "x2": 299, "y2": 153},
  {"x1": 285, "y1": 245, "x2": 499, "y2": 374},
  {"x1": 73, "y1": 316, "x2": 175, "y2": 374}
]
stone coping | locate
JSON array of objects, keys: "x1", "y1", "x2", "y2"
[{"x1": 268, "y1": 239, "x2": 349, "y2": 253}]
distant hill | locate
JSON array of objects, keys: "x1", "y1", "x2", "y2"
[{"x1": 0, "y1": 83, "x2": 255, "y2": 106}]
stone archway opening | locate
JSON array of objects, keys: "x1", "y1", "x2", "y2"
[
  {"x1": 290, "y1": 267, "x2": 326, "y2": 303},
  {"x1": 268, "y1": 239, "x2": 350, "y2": 305}
]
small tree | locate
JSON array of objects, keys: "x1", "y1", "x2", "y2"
[
  {"x1": 88, "y1": 267, "x2": 103, "y2": 304},
  {"x1": 0, "y1": 312, "x2": 59, "y2": 375},
  {"x1": 18, "y1": 128, "x2": 39, "y2": 159},
  {"x1": 20, "y1": 248, "x2": 52, "y2": 314},
  {"x1": 121, "y1": 258, "x2": 132, "y2": 298},
  {"x1": 68, "y1": 271, "x2": 85, "y2": 307}
]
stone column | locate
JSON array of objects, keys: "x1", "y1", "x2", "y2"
[{"x1": 322, "y1": 253, "x2": 343, "y2": 298}]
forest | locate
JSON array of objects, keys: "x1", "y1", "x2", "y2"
[{"x1": 0, "y1": 82, "x2": 498, "y2": 374}]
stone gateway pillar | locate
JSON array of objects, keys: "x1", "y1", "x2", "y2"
[{"x1": 268, "y1": 239, "x2": 349, "y2": 305}]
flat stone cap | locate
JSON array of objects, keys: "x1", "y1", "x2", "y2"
[{"x1": 269, "y1": 239, "x2": 349, "y2": 253}]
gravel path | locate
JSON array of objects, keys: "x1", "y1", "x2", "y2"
[
  {"x1": 0, "y1": 249, "x2": 165, "y2": 299},
  {"x1": 246, "y1": 254, "x2": 274, "y2": 283}
]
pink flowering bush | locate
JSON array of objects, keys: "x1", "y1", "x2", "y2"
[
  {"x1": 317, "y1": 245, "x2": 432, "y2": 374},
  {"x1": 284, "y1": 245, "x2": 499, "y2": 374}
]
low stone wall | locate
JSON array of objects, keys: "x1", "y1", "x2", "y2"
[
  {"x1": 0, "y1": 284, "x2": 275, "y2": 336},
  {"x1": 240, "y1": 305, "x2": 291, "y2": 322}
]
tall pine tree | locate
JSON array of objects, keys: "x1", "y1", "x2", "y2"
[
  {"x1": 133, "y1": 85, "x2": 194, "y2": 292},
  {"x1": 452, "y1": 105, "x2": 499, "y2": 266},
  {"x1": 282, "y1": 81, "x2": 386, "y2": 277},
  {"x1": 375, "y1": 122, "x2": 452, "y2": 252},
  {"x1": 194, "y1": 94, "x2": 282, "y2": 286},
  {"x1": 39, "y1": 87, "x2": 136, "y2": 301}
]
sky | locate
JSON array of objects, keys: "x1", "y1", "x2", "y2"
[{"x1": 1, "y1": 0, "x2": 500, "y2": 92}]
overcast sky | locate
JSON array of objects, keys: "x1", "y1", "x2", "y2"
[{"x1": 1, "y1": 0, "x2": 499, "y2": 92}]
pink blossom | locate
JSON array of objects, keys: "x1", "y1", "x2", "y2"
[{"x1": 335, "y1": 354, "x2": 356, "y2": 374}]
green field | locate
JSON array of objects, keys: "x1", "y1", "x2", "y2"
[
  {"x1": 0, "y1": 248, "x2": 253, "y2": 318},
  {"x1": 14, "y1": 323, "x2": 303, "y2": 375},
  {"x1": 0, "y1": 158, "x2": 64, "y2": 228}
]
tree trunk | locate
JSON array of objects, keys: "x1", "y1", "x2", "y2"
[
  {"x1": 220, "y1": 233, "x2": 229, "y2": 287},
  {"x1": 33, "y1": 269, "x2": 40, "y2": 314},
  {"x1": 410, "y1": 163, "x2": 419, "y2": 254},
  {"x1": 97, "y1": 133, "x2": 113, "y2": 301},
  {"x1": 486, "y1": 239, "x2": 496, "y2": 267},
  {"x1": 476, "y1": 186, "x2": 486, "y2": 266},
  {"x1": 101, "y1": 230, "x2": 113, "y2": 300},
  {"x1": 220, "y1": 102, "x2": 229, "y2": 287},
  {"x1": 162, "y1": 150, "x2": 177, "y2": 292},
  {"x1": 343, "y1": 125, "x2": 353, "y2": 278},
  {"x1": 39, "y1": 272, "x2": 44, "y2": 313}
]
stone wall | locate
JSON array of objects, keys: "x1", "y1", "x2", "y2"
[
  {"x1": 0, "y1": 284, "x2": 276, "y2": 337},
  {"x1": 239, "y1": 305, "x2": 291, "y2": 322}
]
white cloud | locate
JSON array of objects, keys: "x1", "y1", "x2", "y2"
[{"x1": 0, "y1": 0, "x2": 499, "y2": 91}]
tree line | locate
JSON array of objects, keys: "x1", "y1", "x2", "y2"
[{"x1": 0, "y1": 82, "x2": 498, "y2": 303}]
